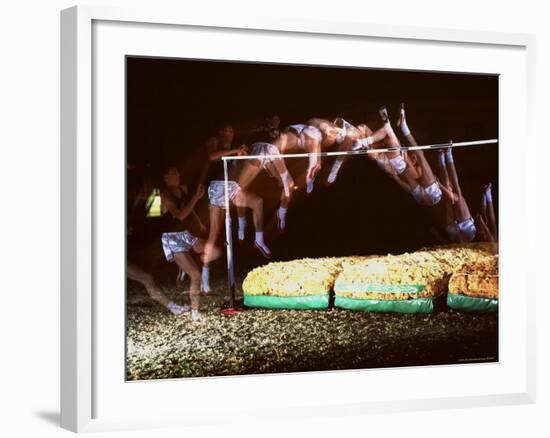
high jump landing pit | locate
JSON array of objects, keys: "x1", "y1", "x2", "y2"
[
  {"x1": 242, "y1": 243, "x2": 498, "y2": 314},
  {"x1": 447, "y1": 256, "x2": 499, "y2": 312}
]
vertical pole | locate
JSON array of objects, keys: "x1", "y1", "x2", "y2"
[{"x1": 223, "y1": 159, "x2": 236, "y2": 308}]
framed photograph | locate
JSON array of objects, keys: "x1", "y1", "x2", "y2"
[{"x1": 61, "y1": 4, "x2": 536, "y2": 433}]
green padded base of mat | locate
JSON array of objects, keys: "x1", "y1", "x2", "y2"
[
  {"x1": 447, "y1": 293, "x2": 498, "y2": 312},
  {"x1": 334, "y1": 296, "x2": 434, "y2": 313},
  {"x1": 243, "y1": 294, "x2": 329, "y2": 310}
]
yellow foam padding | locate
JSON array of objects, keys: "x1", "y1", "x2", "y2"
[
  {"x1": 243, "y1": 257, "x2": 345, "y2": 297},
  {"x1": 448, "y1": 256, "x2": 499, "y2": 299},
  {"x1": 421, "y1": 242, "x2": 497, "y2": 274},
  {"x1": 334, "y1": 252, "x2": 446, "y2": 299},
  {"x1": 242, "y1": 243, "x2": 499, "y2": 299}
]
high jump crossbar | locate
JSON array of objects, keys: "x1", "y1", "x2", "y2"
[
  {"x1": 221, "y1": 138, "x2": 498, "y2": 309},
  {"x1": 221, "y1": 139, "x2": 498, "y2": 162}
]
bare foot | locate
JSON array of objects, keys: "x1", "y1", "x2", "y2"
[
  {"x1": 396, "y1": 103, "x2": 406, "y2": 130},
  {"x1": 379, "y1": 107, "x2": 399, "y2": 140},
  {"x1": 379, "y1": 106, "x2": 389, "y2": 123},
  {"x1": 396, "y1": 102, "x2": 412, "y2": 137}
]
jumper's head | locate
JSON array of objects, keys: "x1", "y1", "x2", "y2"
[
  {"x1": 163, "y1": 166, "x2": 180, "y2": 187},
  {"x1": 265, "y1": 114, "x2": 281, "y2": 129},
  {"x1": 217, "y1": 124, "x2": 235, "y2": 146}
]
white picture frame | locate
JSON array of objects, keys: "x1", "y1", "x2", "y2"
[{"x1": 60, "y1": 4, "x2": 536, "y2": 433}]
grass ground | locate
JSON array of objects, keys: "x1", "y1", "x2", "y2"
[{"x1": 126, "y1": 266, "x2": 498, "y2": 380}]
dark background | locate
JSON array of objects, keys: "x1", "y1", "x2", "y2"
[{"x1": 126, "y1": 56, "x2": 498, "y2": 272}]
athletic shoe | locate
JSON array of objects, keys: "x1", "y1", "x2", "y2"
[
  {"x1": 191, "y1": 309, "x2": 203, "y2": 322},
  {"x1": 254, "y1": 241, "x2": 273, "y2": 259},
  {"x1": 201, "y1": 281, "x2": 211, "y2": 294},
  {"x1": 170, "y1": 304, "x2": 191, "y2": 316},
  {"x1": 276, "y1": 210, "x2": 286, "y2": 233}
]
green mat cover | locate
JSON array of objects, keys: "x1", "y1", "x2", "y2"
[
  {"x1": 243, "y1": 293, "x2": 329, "y2": 310},
  {"x1": 447, "y1": 293, "x2": 498, "y2": 312},
  {"x1": 334, "y1": 296, "x2": 434, "y2": 313}
]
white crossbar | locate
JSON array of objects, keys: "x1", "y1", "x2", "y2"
[{"x1": 222, "y1": 139, "x2": 498, "y2": 161}]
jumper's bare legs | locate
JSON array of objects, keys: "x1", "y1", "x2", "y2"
[
  {"x1": 476, "y1": 213, "x2": 494, "y2": 242},
  {"x1": 485, "y1": 183, "x2": 497, "y2": 240},
  {"x1": 327, "y1": 135, "x2": 361, "y2": 184},
  {"x1": 236, "y1": 162, "x2": 263, "y2": 241},
  {"x1": 444, "y1": 147, "x2": 472, "y2": 223},
  {"x1": 127, "y1": 263, "x2": 171, "y2": 308},
  {"x1": 238, "y1": 161, "x2": 262, "y2": 191},
  {"x1": 266, "y1": 158, "x2": 294, "y2": 232},
  {"x1": 368, "y1": 106, "x2": 420, "y2": 188},
  {"x1": 437, "y1": 150, "x2": 456, "y2": 229},
  {"x1": 303, "y1": 136, "x2": 321, "y2": 194},
  {"x1": 396, "y1": 104, "x2": 457, "y2": 203},
  {"x1": 396, "y1": 105, "x2": 436, "y2": 186},
  {"x1": 438, "y1": 147, "x2": 476, "y2": 243},
  {"x1": 478, "y1": 183, "x2": 497, "y2": 242},
  {"x1": 232, "y1": 190, "x2": 272, "y2": 258},
  {"x1": 173, "y1": 252, "x2": 202, "y2": 321},
  {"x1": 188, "y1": 238, "x2": 215, "y2": 293},
  {"x1": 203, "y1": 205, "x2": 224, "y2": 264},
  {"x1": 237, "y1": 155, "x2": 294, "y2": 233}
]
